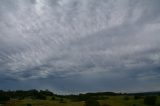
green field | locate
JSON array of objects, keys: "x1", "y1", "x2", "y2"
[
  {"x1": 1, "y1": 90, "x2": 160, "y2": 106},
  {"x1": 4, "y1": 95, "x2": 160, "y2": 106}
]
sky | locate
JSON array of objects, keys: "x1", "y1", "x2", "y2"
[{"x1": 0, "y1": 0, "x2": 160, "y2": 94}]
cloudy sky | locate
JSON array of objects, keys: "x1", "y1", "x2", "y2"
[{"x1": 0, "y1": 0, "x2": 160, "y2": 94}]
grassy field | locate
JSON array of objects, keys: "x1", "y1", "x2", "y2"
[
  {"x1": 4, "y1": 95, "x2": 160, "y2": 106},
  {"x1": 5, "y1": 100, "x2": 84, "y2": 106},
  {"x1": 99, "y1": 96, "x2": 148, "y2": 106}
]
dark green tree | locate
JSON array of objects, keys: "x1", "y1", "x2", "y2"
[
  {"x1": 85, "y1": 99, "x2": 100, "y2": 106},
  {"x1": 0, "y1": 95, "x2": 10, "y2": 104},
  {"x1": 134, "y1": 95, "x2": 141, "y2": 100},
  {"x1": 51, "y1": 96, "x2": 55, "y2": 100},
  {"x1": 124, "y1": 96, "x2": 130, "y2": 100},
  {"x1": 27, "y1": 103, "x2": 32, "y2": 106},
  {"x1": 102, "y1": 104, "x2": 110, "y2": 106},
  {"x1": 144, "y1": 96, "x2": 157, "y2": 105}
]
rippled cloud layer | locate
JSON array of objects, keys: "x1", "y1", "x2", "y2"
[{"x1": 0, "y1": 0, "x2": 160, "y2": 93}]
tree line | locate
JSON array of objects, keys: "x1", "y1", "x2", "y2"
[{"x1": 0, "y1": 90, "x2": 160, "y2": 106}]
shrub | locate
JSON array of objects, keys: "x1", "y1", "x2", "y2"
[
  {"x1": 134, "y1": 95, "x2": 142, "y2": 100},
  {"x1": 51, "y1": 96, "x2": 55, "y2": 100},
  {"x1": 124, "y1": 96, "x2": 130, "y2": 100},
  {"x1": 132, "y1": 104, "x2": 136, "y2": 106},
  {"x1": 27, "y1": 103, "x2": 32, "y2": 106},
  {"x1": 36, "y1": 94, "x2": 46, "y2": 100},
  {"x1": 102, "y1": 104, "x2": 110, "y2": 106},
  {"x1": 144, "y1": 96, "x2": 157, "y2": 105},
  {"x1": 85, "y1": 99, "x2": 100, "y2": 106},
  {"x1": 0, "y1": 95, "x2": 10, "y2": 104},
  {"x1": 59, "y1": 98, "x2": 66, "y2": 103}
]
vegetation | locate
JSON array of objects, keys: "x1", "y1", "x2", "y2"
[
  {"x1": 144, "y1": 96, "x2": 157, "y2": 105},
  {"x1": 85, "y1": 98, "x2": 100, "y2": 106},
  {"x1": 0, "y1": 90, "x2": 160, "y2": 106},
  {"x1": 27, "y1": 103, "x2": 32, "y2": 106}
]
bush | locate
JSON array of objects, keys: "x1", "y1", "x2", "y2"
[
  {"x1": 51, "y1": 96, "x2": 55, "y2": 100},
  {"x1": 124, "y1": 96, "x2": 130, "y2": 101},
  {"x1": 27, "y1": 103, "x2": 32, "y2": 106},
  {"x1": 0, "y1": 95, "x2": 10, "y2": 104},
  {"x1": 36, "y1": 94, "x2": 46, "y2": 100},
  {"x1": 85, "y1": 99, "x2": 100, "y2": 106},
  {"x1": 144, "y1": 96, "x2": 157, "y2": 105},
  {"x1": 59, "y1": 98, "x2": 66, "y2": 103},
  {"x1": 132, "y1": 104, "x2": 136, "y2": 106},
  {"x1": 134, "y1": 95, "x2": 142, "y2": 100},
  {"x1": 102, "y1": 104, "x2": 110, "y2": 106}
]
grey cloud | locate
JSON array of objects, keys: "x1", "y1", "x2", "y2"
[{"x1": 0, "y1": 0, "x2": 160, "y2": 92}]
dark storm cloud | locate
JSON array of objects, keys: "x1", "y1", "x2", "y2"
[{"x1": 0, "y1": 0, "x2": 160, "y2": 93}]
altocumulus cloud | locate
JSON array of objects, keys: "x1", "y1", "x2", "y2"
[{"x1": 0, "y1": 0, "x2": 160, "y2": 93}]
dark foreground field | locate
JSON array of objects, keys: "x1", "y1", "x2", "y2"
[{"x1": 0, "y1": 90, "x2": 160, "y2": 106}]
